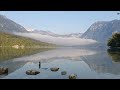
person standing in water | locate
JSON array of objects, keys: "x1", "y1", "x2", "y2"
[{"x1": 39, "y1": 61, "x2": 41, "y2": 69}]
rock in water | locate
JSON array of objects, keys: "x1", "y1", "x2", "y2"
[
  {"x1": 41, "y1": 68, "x2": 48, "y2": 70},
  {"x1": 61, "y1": 71, "x2": 67, "y2": 75},
  {"x1": 0, "y1": 67, "x2": 8, "y2": 75},
  {"x1": 69, "y1": 74, "x2": 77, "y2": 79},
  {"x1": 26, "y1": 70, "x2": 40, "y2": 75},
  {"x1": 50, "y1": 67, "x2": 59, "y2": 72}
]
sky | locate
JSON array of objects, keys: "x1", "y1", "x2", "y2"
[{"x1": 0, "y1": 11, "x2": 119, "y2": 34}]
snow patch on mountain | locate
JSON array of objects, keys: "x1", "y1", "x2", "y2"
[{"x1": 26, "y1": 28, "x2": 35, "y2": 32}]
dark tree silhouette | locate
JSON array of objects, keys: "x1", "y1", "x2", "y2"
[{"x1": 107, "y1": 32, "x2": 120, "y2": 48}]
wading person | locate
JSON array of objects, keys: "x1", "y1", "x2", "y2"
[{"x1": 39, "y1": 61, "x2": 41, "y2": 69}]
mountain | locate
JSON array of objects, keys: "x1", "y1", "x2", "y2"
[
  {"x1": 0, "y1": 32, "x2": 56, "y2": 47},
  {"x1": 0, "y1": 15, "x2": 28, "y2": 33},
  {"x1": 63, "y1": 33, "x2": 83, "y2": 38},
  {"x1": 29, "y1": 29, "x2": 83, "y2": 38},
  {"x1": 29, "y1": 30, "x2": 58, "y2": 36},
  {"x1": 81, "y1": 19, "x2": 120, "y2": 43}
]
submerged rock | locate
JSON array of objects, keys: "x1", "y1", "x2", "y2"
[
  {"x1": 41, "y1": 68, "x2": 48, "y2": 70},
  {"x1": 50, "y1": 67, "x2": 59, "y2": 72},
  {"x1": 26, "y1": 70, "x2": 40, "y2": 75},
  {"x1": 61, "y1": 71, "x2": 67, "y2": 75},
  {"x1": 69, "y1": 74, "x2": 77, "y2": 79},
  {"x1": 0, "y1": 67, "x2": 8, "y2": 75}
]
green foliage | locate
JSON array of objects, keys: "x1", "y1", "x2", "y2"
[
  {"x1": 0, "y1": 32, "x2": 56, "y2": 47},
  {"x1": 107, "y1": 32, "x2": 120, "y2": 48}
]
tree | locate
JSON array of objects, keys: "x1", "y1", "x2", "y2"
[{"x1": 107, "y1": 32, "x2": 120, "y2": 48}]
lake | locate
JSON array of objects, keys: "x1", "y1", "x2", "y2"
[{"x1": 0, "y1": 46, "x2": 120, "y2": 79}]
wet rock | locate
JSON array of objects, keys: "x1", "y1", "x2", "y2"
[
  {"x1": 69, "y1": 74, "x2": 77, "y2": 79},
  {"x1": 61, "y1": 71, "x2": 67, "y2": 75},
  {"x1": 50, "y1": 67, "x2": 59, "y2": 72},
  {"x1": 26, "y1": 70, "x2": 40, "y2": 75},
  {"x1": 0, "y1": 67, "x2": 8, "y2": 75}
]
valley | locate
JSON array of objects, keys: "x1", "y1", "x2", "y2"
[{"x1": 0, "y1": 12, "x2": 120, "y2": 79}]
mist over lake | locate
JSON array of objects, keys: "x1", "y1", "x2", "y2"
[{"x1": 14, "y1": 32, "x2": 97, "y2": 46}]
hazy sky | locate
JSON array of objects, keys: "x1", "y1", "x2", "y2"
[{"x1": 0, "y1": 11, "x2": 119, "y2": 34}]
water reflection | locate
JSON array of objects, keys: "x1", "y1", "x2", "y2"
[
  {"x1": 0, "y1": 47, "x2": 53, "y2": 61},
  {"x1": 107, "y1": 48, "x2": 120, "y2": 62},
  {"x1": 1, "y1": 47, "x2": 120, "y2": 79},
  {"x1": 12, "y1": 48, "x2": 97, "y2": 63},
  {"x1": 0, "y1": 47, "x2": 97, "y2": 78},
  {"x1": 0, "y1": 47, "x2": 54, "y2": 78},
  {"x1": 81, "y1": 50, "x2": 120, "y2": 75}
]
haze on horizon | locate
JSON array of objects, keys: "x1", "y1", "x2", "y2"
[{"x1": 0, "y1": 11, "x2": 119, "y2": 34}]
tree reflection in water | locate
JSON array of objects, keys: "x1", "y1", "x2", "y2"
[
  {"x1": 107, "y1": 48, "x2": 120, "y2": 62},
  {"x1": 0, "y1": 47, "x2": 52, "y2": 61}
]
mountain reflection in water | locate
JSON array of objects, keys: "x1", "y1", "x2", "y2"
[{"x1": 1, "y1": 47, "x2": 120, "y2": 79}]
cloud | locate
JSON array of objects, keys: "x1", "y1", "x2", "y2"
[{"x1": 14, "y1": 32, "x2": 98, "y2": 46}]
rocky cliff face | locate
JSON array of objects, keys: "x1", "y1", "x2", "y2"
[
  {"x1": 30, "y1": 29, "x2": 83, "y2": 38},
  {"x1": 81, "y1": 20, "x2": 120, "y2": 43},
  {"x1": 0, "y1": 14, "x2": 27, "y2": 33}
]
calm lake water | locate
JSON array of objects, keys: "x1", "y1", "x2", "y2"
[{"x1": 0, "y1": 46, "x2": 120, "y2": 79}]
